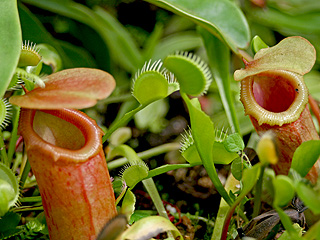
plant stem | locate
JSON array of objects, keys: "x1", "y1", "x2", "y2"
[
  {"x1": 8, "y1": 105, "x2": 20, "y2": 163},
  {"x1": 99, "y1": 93, "x2": 134, "y2": 105},
  {"x1": 20, "y1": 196, "x2": 42, "y2": 203},
  {"x1": 211, "y1": 174, "x2": 239, "y2": 240},
  {"x1": 19, "y1": 152, "x2": 31, "y2": 188},
  {"x1": 0, "y1": 129, "x2": 8, "y2": 166},
  {"x1": 107, "y1": 142, "x2": 180, "y2": 170},
  {"x1": 111, "y1": 145, "x2": 170, "y2": 220},
  {"x1": 103, "y1": 104, "x2": 145, "y2": 143},
  {"x1": 253, "y1": 165, "x2": 265, "y2": 218}
]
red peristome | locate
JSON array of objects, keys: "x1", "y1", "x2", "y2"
[
  {"x1": 19, "y1": 108, "x2": 117, "y2": 240},
  {"x1": 250, "y1": 106, "x2": 320, "y2": 183}
]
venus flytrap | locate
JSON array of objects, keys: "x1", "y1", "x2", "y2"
[
  {"x1": 163, "y1": 51, "x2": 236, "y2": 205},
  {"x1": 103, "y1": 60, "x2": 179, "y2": 143}
]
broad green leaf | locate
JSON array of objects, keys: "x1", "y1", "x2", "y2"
[
  {"x1": 0, "y1": 0, "x2": 21, "y2": 98},
  {"x1": 181, "y1": 93, "x2": 232, "y2": 205},
  {"x1": 272, "y1": 175, "x2": 295, "y2": 208},
  {"x1": 120, "y1": 216, "x2": 183, "y2": 240},
  {"x1": 223, "y1": 133, "x2": 244, "y2": 152},
  {"x1": 199, "y1": 27, "x2": 240, "y2": 133},
  {"x1": 212, "y1": 142, "x2": 238, "y2": 164},
  {"x1": 121, "y1": 189, "x2": 136, "y2": 218},
  {"x1": 145, "y1": 0, "x2": 250, "y2": 53},
  {"x1": 251, "y1": 35, "x2": 269, "y2": 55},
  {"x1": 153, "y1": 31, "x2": 202, "y2": 60},
  {"x1": 22, "y1": 0, "x2": 143, "y2": 73},
  {"x1": 291, "y1": 140, "x2": 320, "y2": 177},
  {"x1": 234, "y1": 37, "x2": 316, "y2": 81},
  {"x1": 0, "y1": 162, "x2": 19, "y2": 216},
  {"x1": 18, "y1": 4, "x2": 81, "y2": 69},
  {"x1": 295, "y1": 181, "x2": 320, "y2": 215},
  {"x1": 231, "y1": 157, "x2": 244, "y2": 181},
  {"x1": 0, "y1": 211, "x2": 21, "y2": 233},
  {"x1": 9, "y1": 68, "x2": 116, "y2": 109},
  {"x1": 241, "y1": 164, "x2": 261, "y2": 197}
]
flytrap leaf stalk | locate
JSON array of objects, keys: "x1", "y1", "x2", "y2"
[{"x1": 235, "y1": 36, "x2": 320, "y2": 183}]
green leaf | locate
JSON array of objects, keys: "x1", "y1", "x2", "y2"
[
  {"x1": 295, "y1": 181, "x2": 320, "y2": 215},
  {"x1": 0, "y1": 211, "x2": 21, "y2": 233},
  {"x1": 120, "y1": 216, "x2": 183, "y2": 240},
  {"x1": 234, "y1": 36, "x2": 316, "y2": 81},
  {"x1": 223, "y1": 133, "x2": 244, "y2": 152},
  {"x1": 18, "y1": 4, "x2": 80, "y2": 69},
  {"x1": 291, "y1": 140, "x2": 320, "y2": 177},
  {"x1": 251, "y1": 35, "x2": 269, "y2": 55},
  {"x1": 181, "y1": 93, "x2": 232, "y2": 205},
  {"x1": 0, "y1": 0, "x2": 21, "y2": 98},
  {"x1": 231, "y1": 157, "x2": 244, "y2": 181},
  {"x1": 199, "y1": 27, "x2": 240, "y2": 133},
  {"x1": 22, "y1": 0, "x2": 143, "y2": 73},
  {"x1": 212, "y1": 142, "x2": 239, "y2": 164},
  {"x1": 121, "y1": 189, "x2": 136, "y2": 219},
  {"x1": 153, "y1": 31, "x2": 202, "y2": 60},
  {"x1": 272, "y1": 175, "x2": 295, "y2": 208},
  {"x1": 0, "y1": 162, "x2": 19, "y2": 216},
  {"x1": 145, "y1": 0, "x2": 250, "y2": 53}
]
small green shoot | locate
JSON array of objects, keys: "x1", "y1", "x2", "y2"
[
  {"x1": 223, "y1": 133, "x2": 244, "y2": 153},
  {"x1": 250, "y1": 35, "x2": 269, "y2": 54}
]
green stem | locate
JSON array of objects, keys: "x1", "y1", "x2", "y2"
[
  {"x1": 107, "y1": 142, "x2": 180, "y2": 170},
  {"x1": 19, "y1": 153, "x2": 31, "y2": 188},
  {"x1": 13, "y1": 206, "x2": 44, "y2": 212},
  {"x1": 20, "y1": 196, "x2": 42, "y2": 203},
  {"x1": 0, "y1": 130, "x2": 8, "y2": 166},
  {"x1": 99, "y1": 93, "x2": 134, "y2": 105},
  {"x1": 253, "y1": 165, "x2": 265, "y2": 218},
  {"x1": 142, "y1": 178, "x2": 169, "y2": 220},
  {"x1": 8, "y1": 105, "x2": 20, "y2": 163},
  {"x1": 211, "y1": 174, "x2": 239, "y2": 240},
  {"x1": 103, "y1": 104, "x2": 145, "y2": 143},
  {"x1": 110, "y1": 145, "x2": 169, "y2": 219},
  {"x1": 181, "y1": 92, "x2": 232, "y2": 206}
]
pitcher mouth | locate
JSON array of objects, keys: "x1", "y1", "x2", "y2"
[
  {"x1": 240, "y1": 70, "x2": 309, "y2": 126},
  {"x1": 19, "y1": 108, "x2": 103, "y2": 163}
]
